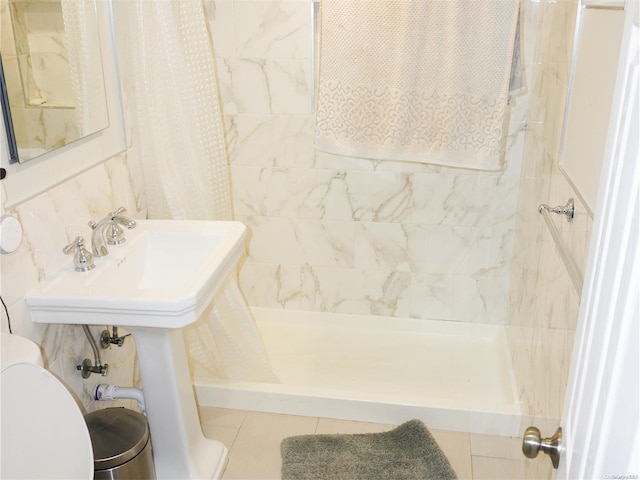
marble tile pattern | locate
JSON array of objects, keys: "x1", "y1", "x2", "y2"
[
  {"x1": 0, "y1": 153, "x2": 147, "y2": 411},
  {"x1": 506, "y1": 3, "x2": 594, "y2": 475},
  {"x1": 208, "y1": 0, "x2": 534, "y2": 325}
]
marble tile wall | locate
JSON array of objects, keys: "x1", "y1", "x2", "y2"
[
  {"x1": 506, "y1": 2, "x2": 597, "y2": 478},
  {"x1": 207, "y1": 0, "x2": 534, "y2": 325},
  {"x1": 0, "y1": 153, "x2": 146, "y2": 411}
]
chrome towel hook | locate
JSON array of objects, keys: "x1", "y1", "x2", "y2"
[{"x1": 538, "y1": 198, "x2": 575, "y2": 223}]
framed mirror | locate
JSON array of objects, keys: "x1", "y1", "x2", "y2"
[
  {"x1": 1, "y1": 0, "x2": 125, "y2": 209},
  {"x1": 557, "y1": 0, "x2": 625, "y2": 215},
  {"x1": 0, "y1": 0, "x2": 109, "y2": 164}
]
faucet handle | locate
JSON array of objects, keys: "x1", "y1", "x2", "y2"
[
  {"x1": 111, "y1": 207, "x2": 136, "y2": 230},
  {"x1": 105, "y1": 223, "x2": 126, "y2": 245},
  {"x1": 107, "y1": 207, "x2": 135, "y2": 245},
  {"x1": 63, "y1": 236, "x2": 95, "y2": 272}
]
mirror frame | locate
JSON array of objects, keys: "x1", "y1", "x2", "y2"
[
  {"x1": 1, "y1": 0, "x2": 111, "y2": 165},
  {"x1": 0, "y1": 56, "x2": 18, "y2": 163},
  {"x1": 1, "y1": 0, "x2": 125, "y2": 209}
]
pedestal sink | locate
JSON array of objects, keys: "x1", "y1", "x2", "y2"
[{"x1": 26, "y1": 220, "x2": 248, "y2": 479}]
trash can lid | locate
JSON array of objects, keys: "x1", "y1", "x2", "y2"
[{"x1": 85, "y1": 407, "x2": 150, "y2": 470}]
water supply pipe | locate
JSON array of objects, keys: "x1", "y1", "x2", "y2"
[
  {"x1": 94, "y1": 384, "x2": 146, "y2": 412},
  {"x1": 77, "y1": 325, "x2": 108, "y2": 378},
  {"x1": 83, "y1": 325, "x2": 102, "y2": 365}
]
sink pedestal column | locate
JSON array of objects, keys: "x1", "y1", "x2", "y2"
[{"x1": 128, "y1": 326, "x2": 227, "y2": 479}]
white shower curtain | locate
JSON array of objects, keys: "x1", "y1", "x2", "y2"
[
  {"x1": 61, "y1": 0, "x2": 109, "y2": 135},
  {"x1": 112, "y1": 0, "x2": 275, "y2": 382}
]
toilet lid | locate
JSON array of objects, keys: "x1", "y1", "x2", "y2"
[{"x1": 1, "y1": 363, "x2": 93, "y2": 479}]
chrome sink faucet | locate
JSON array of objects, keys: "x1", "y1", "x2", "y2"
[{"x1": 89, "y1": 207, "x2": 137, "y2": 257}]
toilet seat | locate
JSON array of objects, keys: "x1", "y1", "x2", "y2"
[{"x1": 1, "y1": 363, "x2": 93, "y2": 479}]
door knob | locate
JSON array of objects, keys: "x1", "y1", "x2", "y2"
[{"x1": 522, "y1": 426, "x2": 562, "y2": 469}]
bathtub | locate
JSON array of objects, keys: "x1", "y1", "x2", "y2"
[{"x1": 194, "y1": 307, "x2": 522, "y2": 436}]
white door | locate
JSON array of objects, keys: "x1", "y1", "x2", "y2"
[{"x1": 554, "y1": 1, "x2": 639, "y2": 477}]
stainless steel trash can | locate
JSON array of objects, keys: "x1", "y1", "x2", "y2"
[{"x1": 85, "y1": 407, "x2": 156, "y2": 480}]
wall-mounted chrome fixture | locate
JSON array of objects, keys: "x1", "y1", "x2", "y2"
[
  {"x1": 77, "y1": 326, "x2": 108, "y2": 378},
  {"x1": 77, "y1": 358, "x2": 108, "y2": 378},
  {"x1": 100, "y1": 326, "x2": 130, "y2": 348},
  {"x1": 538, "y1": 198, "x2": 575, "y2": 223}
]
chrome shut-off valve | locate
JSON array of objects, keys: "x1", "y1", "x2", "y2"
[{"x1": 100, "y1": 326, "x2": 130, "y2": 348}]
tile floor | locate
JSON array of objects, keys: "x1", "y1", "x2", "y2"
[{"x1": 199, "y1": 407, "x2": 552, "y2": 480}]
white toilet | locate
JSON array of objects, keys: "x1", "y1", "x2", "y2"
[{"x1": 1, "y1": 332, "x2": 93, "y2": 479}]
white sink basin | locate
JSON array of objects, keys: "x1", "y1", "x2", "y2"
[{"x1": 26, "y1": 220, "x2": 247, "y2": 328}]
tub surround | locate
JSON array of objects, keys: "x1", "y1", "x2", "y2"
[
  {"x1": 213, "y1": 3, "x2": 595, "y2": 477},
  {"x1": 210, "y1": 0, "x2": 532, "y2": 325}
]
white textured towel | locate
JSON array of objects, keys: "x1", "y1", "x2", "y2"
[{"x1": 315, "y1": 0, "x2": 521, "y2": 170}]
